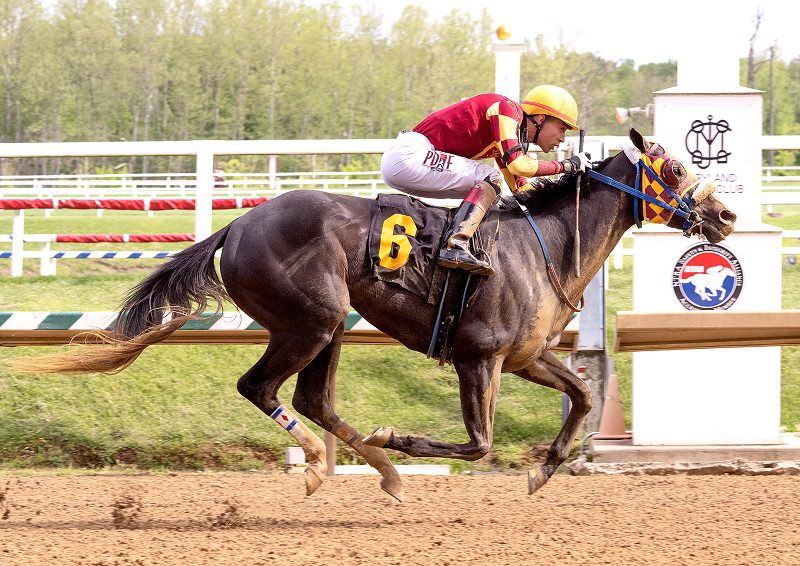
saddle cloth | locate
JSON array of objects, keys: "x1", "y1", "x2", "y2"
[{"x1": 368, "y1": 194, "x2": 499, "y2": 303}]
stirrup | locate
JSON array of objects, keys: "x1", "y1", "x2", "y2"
[{"x1": 438, "y1": 247, "x2": 494, "y2": 276}]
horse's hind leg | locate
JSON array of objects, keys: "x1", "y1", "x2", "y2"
[
  {"x1": 513, "y1": 350, "x2": 592, "y2": 494},
  {"x1": 293, "y1": 322, "x2": 404, "y2": 502},
  {"x1": 364, "y1": 355, "x2": 504, "y2": 461},
  {"x1": 237, "y1": 333, "x2": 334, "y2": 496}
]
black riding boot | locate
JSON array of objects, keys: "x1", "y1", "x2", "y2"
[{"x1": 437, "y1": 180, "x2": 500, "y2": 276}]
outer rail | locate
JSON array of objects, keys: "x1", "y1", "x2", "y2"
[
  {"x1": 0, "y1": 311, "x2": 580, "y2": 352},
  {"x1": 0, "y1": 328, "x2": 401, "y2": 347},
  {"x1": 615, "y1": 310, "x2": 800, "y2": 352}
]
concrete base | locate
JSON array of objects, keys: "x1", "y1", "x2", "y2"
[{"x1": 590, "y1": 433, "x2": 800, "y2": 463}]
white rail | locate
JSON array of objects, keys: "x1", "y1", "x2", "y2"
[
  {"x1": 0, "y1": 171, "x2": 392, "y2": 200},
  {"x1": 2, "y1": 136, "x2": 800, "y2": 276}
]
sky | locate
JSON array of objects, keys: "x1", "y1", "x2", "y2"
[{"x1": 316, "y1": 0, "x2": 800, "y2": 66}]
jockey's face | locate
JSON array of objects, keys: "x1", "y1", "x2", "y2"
[{"x1": 528, "y1": 115, "x2": 569, "y2": 153}]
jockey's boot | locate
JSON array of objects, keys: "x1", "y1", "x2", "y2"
[{"x1": 438, "y1": 179, "x2": 501, "y2": 276}]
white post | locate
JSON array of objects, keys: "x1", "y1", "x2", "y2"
[
  {"x1": 195, "y1": 146, "x2": 214, "y2": 242},
  {"x1": 630, "y1": 26, "x2": 780, "y2": 446},
  {"x1": 268, "y1": 155, "x2": 278, "y2": 190},
  {"x1": 493, "y1": 29, "x2": 524, "y2": 101},
  {"x1": 11, "y1": 209, "x2": 24, "y2": 277},
  {"x1": 612, "y1": 241, "x2": 624, "y2": 270},
  {"x1": 40, "y1": 241, "x2": 54, "y2": 276}
]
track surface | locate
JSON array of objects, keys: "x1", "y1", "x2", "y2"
[{"x1": 1, "y1": 472, "x2": 798, "y2": 565}]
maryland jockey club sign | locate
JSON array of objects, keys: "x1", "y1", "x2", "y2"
[
  {"x1": 635, "y1": 51, "x2": 781, "y2": 445},
  {"x1": 685, "y1": 115, "x2": 731, "y2": 169},
  {"x1": 685, "y1": 115, "x2": 743, "y2": 196},
  {"x1": 672, "y1": 243, "x2": 743, "y2": 310}
]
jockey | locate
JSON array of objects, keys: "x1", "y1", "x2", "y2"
[{"x1": 381, "y1": 84, "x2": 591, "y2": 275}]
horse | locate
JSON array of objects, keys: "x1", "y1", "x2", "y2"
[
  {"x1": 22, "y1": 128, "x2": 736, "y2": 501},
  {"x1": 682, "y1": 265, "x2": 736, "y2": 302}
]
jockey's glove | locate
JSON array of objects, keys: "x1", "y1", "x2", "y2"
[{"x1": 560, "y1": 152, "x2": 592, "y2": 174}]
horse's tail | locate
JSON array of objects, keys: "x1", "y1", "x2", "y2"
[{"x1": 14, "y1": 225, "x2": 231, "y2": 374}]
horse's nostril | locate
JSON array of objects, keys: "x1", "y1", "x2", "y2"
[{"x1": 720, "y1": 209, "x2": 737, "y2": 224}]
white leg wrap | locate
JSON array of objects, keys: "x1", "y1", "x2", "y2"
[{"x1": 270, "y1": 404, "x2": 306, "y2": 443}]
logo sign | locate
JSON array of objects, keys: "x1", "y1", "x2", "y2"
[
  {"x1": 672, "y1": 243, "x2": 743, "y2": 310},
  {"x1": 685, "y1": 115, "x2": 732, "y2": 170}
]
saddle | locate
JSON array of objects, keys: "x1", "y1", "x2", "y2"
[{"x1": 367, "y1": 194, "x2": 500, "y2": 364}]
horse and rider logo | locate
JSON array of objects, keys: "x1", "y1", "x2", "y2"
[
  {"x1": 685, "y1": 115, "x2": 732, "y2": 170},
  {"x1": 672, "y1": 243, "x2": 743, "y2": 310}
]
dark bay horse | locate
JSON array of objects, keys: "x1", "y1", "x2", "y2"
[{"x1": 25, "y1": 129, "x2": 736, "y2": 501}]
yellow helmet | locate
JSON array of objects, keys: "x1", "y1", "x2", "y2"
[{"x1": 521, "y1": 85, "x2": 579, "y2": 130}]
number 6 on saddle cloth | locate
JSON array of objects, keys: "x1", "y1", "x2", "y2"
[{"x1": 367, "y1": 193, "x2": 500, "y2": 362}]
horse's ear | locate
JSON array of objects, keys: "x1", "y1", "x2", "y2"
[
  {"x1": 629, "y1": 128, "x2": 650, "y2": 152},
  {"x1": 622, "y1": 145, "x2": 642, "y2": 165}
]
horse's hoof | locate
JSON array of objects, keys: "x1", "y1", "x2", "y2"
[
  {"x1": 363, "y1": 426, "x2": 392, "y2": 448},
  {"x1": 379, "y1": 475, "x2": 404, "y2": 503},
  {"x1": 527, "y1": 465, "x2": 549, "y2": 495},
  {"x1": 305, "y1": 463, "x2": 327, "y2": 496}
]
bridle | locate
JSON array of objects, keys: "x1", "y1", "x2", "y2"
[
  {"x1": 518, "y1": 147, "x2": 711, "y2": 312},
  {"x1": 586, "y1": 145, "x2": 706, "y2": 237}
]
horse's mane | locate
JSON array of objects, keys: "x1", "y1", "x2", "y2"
[{"x1": 498, "y1": 154, "x2": 617, "y2": 212}]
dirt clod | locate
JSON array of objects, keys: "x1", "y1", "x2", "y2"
[
  {"x1": 209, "y1": 498, "x2": 247, "y2": 529},
  {"x1": 111, "y1": 494, "x2": 142, "y2": 529},
  {"x1": 0, "y1": 480, "x2": 10, "y2": 520}
]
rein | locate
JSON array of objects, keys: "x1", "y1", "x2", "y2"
[{"x1": 518, "y1": 202, "x2": 584, "y2": 313}]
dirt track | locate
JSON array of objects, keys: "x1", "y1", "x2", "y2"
[{"x1": 1, "y1": 471, "x2": 798, "y2": 565}]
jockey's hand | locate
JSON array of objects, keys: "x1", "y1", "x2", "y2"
[
  {"x1": 514, "y1": 181, "x2": 536, "y2": 193},
  {"x1": 561, "y1": 152, "x2": 592, "y2": 174}
]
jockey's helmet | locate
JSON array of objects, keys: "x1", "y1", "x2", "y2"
[{"x1": 521, "y1": 85, "x2": 579, "y2": 130}]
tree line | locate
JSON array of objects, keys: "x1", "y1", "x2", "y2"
[{"x1": 0, "y1": 0, "x2": 798, "y2": 174}]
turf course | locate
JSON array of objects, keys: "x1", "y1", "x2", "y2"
[{"x1": 0, "y1": 205, "x2": 798, "y2": 471}]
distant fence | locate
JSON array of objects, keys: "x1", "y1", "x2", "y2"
[
  {"x1": 2, "y1": 136, "x2": 800, "y2": 276},
  {"x1": 0, "y1": 197, "x2": 266, "y2": 276},
  {"x1": 0, "y1": 171, "x2": 390, "y2": 200}
]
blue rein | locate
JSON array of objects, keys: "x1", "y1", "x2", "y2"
[{"x1": 586, "y1": 162, "x2": 698, "y2": 232}]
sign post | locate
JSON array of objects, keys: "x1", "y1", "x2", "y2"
[
  {"x1": 492, "y1": 26, "x2": 524, "y2": 101},
  {"x1": 629, "y1": 40, "x2": 783, "y2": 446}
]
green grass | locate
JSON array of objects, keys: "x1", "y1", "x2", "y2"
[
  {"x1": 0, "y1": 205, "x2": 798, "y2": 471},
  {"x1": 0, "y1": 207, "x2": 564, "y2": 471}
]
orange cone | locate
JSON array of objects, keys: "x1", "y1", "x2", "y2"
[{"x1": 594, "y1": 372, "x2": 632, "y2": 440}]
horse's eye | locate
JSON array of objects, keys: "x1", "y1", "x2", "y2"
[
  {"x1": 661, "y1": 160, "x2": 687, "y2": 187},
  {"x1": 671, "y1": 162, "x2": 686, "y2": 180}
]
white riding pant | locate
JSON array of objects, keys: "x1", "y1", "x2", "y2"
[{"x1": 380, "y1": 131, "x2": 499, "y2": 199}]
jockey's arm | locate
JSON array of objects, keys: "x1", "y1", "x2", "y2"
[
  {"x1": 487, "y1": 99, "x2": 565, "y2": 193},
  {"x1": 498, "y1": 155, "x2": 564, "y2": 194},
  {"x1": 495, "y1": 160, "x2": 520, "y2": 192}
]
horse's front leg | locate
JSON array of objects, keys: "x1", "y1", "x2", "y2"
[
  {"x1": 513, "y1": 350, "x2": 592, "y2": 494},
  {"x1": 364, "y1": 355, "x2": 503, "y2": 460}
]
